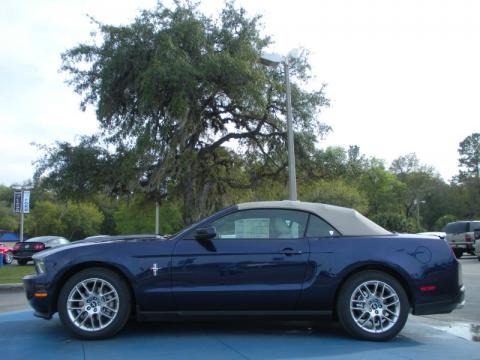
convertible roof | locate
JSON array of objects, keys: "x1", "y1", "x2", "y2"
[{"x1": 237, "y1": 201, "x2": 391, "y2": 236}]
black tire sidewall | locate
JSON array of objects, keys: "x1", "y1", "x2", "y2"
[
  {"x1": 453, "y1": 249, "x2": 463, "y2": 259},
  {"x1": 337, "y1": 270, "x2": 409, "y2": 341},
  {"x1": 57, "y1": 267, "x2": 131, "y2": 340}
]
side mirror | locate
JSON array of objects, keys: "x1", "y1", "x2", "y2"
[{"x1": 195, "y1": 226, "x2": 216, "y2": 241}]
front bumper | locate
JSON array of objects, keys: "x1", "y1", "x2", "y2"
[
  {"x1": 413, "y1": 285, "x2": 465, "y2": 315},
  {"x1": 23, "y1": 273, "x2": 54, "y2": 319}
]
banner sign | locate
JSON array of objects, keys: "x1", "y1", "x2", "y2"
[
  {"x1": 22, "y1": 191, "x2": 31, "y2": 214},
  {"x1": 13, "y1": 192, "x2": 21, "y2": 213}
]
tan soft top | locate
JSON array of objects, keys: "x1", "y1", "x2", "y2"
[{"x1": 237, "y1": 200, "x2": 391, "y2": 236}]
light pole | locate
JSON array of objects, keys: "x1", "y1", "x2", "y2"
[
  {"x1": 260, "y1": 48, "x2": 304, "y2": 201},
  {"x1": 414, "y1": 198, "x2": 426, "y2": 226}
]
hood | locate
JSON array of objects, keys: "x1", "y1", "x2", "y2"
[{"x1": 33, "y1": 234, "x2": 166, "y2": 260}]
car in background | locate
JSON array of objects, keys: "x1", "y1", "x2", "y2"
[
  {"x1": 13, "y1": 236, "x2": 70, "y2": 265},
  {"x1": 444, "y1": 221, "x2": 480, "y2": 258},
  {"x1": 0, "y1": 243, "x2": 13, "y2": 265},
  {"x1": 417, "y1": 232, "x2": 446, "y2": 240},
  {"x1": 23, "y1": 201, "x2": 464, "y2": 341}
]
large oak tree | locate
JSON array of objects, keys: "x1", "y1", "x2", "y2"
[{"x1": 36, "y1": 1, "x2": 329, "y2": 223}]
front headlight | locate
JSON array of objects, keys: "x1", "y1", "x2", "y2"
[{"x1": 35, "y1": 259, "x2": 46, "y2": 275}]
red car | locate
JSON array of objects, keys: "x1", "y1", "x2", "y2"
[{"x1": 0, "y1": 243, "x2": 14, "y2": 265}]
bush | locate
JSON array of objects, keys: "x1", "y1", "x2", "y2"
[
  {"x1": 434, "y1": 215, "x2": 458, "y2": 231},
  {"x1": 371, "y1": 213, "x2": 423, "y2": 233}
]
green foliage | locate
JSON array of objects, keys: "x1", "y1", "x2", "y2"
[
  {"x1": 0, "y1": 202, "x2": 17, "y2": 231},
  {"x1": 371, "y1": 213, "x2": 423, "y2": 233},
  {"x1": 301, "y1": 179, "x2": 368, "y2": 214},
  {"x1": 114, "y1": 196, "x2": 183, "y2": 235},
  {"x1": 62, "y1": 202, "x2": 104, "y2": 240},
  {"x1": 25, "y1": 200, "x2": 104, "y2": 240},
  {"x1": 458, "y1": 133, "x2": 480, "y2": 179},
  {"x1": 34, "y1": 136, "x2": 117, "y2": 200},
  {"x1": 25, "y1": 200, "x2": 64, "y2": 236},
  {"x1": 358, "y1": 161, "x2": 405, "y2": 215},
  {"x1": 434, "y1": 215, "x2": 457, "y2": 231}
]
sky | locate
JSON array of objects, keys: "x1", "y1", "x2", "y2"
[{"x1": 1, "y1": 0, "x2": 479, "y2": 186}]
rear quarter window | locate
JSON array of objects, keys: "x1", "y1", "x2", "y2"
[
  {"x1": 470, "y1": 222, "x2": 480, "y2": 232},
  {"x1": 445, "y1": 222, "x2": 467, "y2": 234},
  {"x1": 306, "y1": 215, "x2": 340, "y2": 237}
]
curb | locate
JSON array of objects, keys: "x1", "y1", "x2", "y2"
[{"x1": 0, "y1": 283, "x2": 23, "y2": 291}]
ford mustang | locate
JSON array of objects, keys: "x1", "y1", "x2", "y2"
[{"x1": 23, "y1": 201, "x2": 465, "y2": 341}]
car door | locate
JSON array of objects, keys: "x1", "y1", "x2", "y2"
[{"x1": 171, "y1": 208, "x2": 310, "y2": 311}]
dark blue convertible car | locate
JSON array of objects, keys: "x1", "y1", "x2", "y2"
[{"x1": 23, "y1": 201, "x2": 465, "y2": 341}]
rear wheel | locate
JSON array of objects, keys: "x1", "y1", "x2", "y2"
[
  {"x1": 3, "y1": 251, "x2": 13, "y2": 265},
  {"x1": 58, "y1": 268, "x2": 131, "y2": 339},
  {"x1": 453, "y1": 249, "x2": 463, "y2": 259},
  {"x1": 337, "y1": 271, "x2": 409, "y2": 341}
]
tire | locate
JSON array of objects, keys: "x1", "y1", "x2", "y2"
[
  {"x1": 453, "y1": 249, "x2": 463, "y2": 259},
  {"x1": 3, "y1": 252, "x2": 13, "y2": 265},
  {"x1": 57, "y1": 267, "x2": 131, "y2": 340},
  {"x1": 337, "y1": 270, "x2": 410, "y2": 341},
  {"x1": 17, "y1": 259, "x2": 28, "y2": 265}
]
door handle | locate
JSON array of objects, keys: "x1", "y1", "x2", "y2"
[{"x1": 281, "y1": 248, "x2": 303, "y2": 256}]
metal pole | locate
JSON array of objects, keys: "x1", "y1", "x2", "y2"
[
  {"x1": 284, "y1": 60, "x2": 297, "y2": 201},
  {"x1": 416, "y1": 200, "x2": 420, "y2": 226},
  {"x1": 155, "y1": 201, "x2": 160, "y2": 235},
  {"x1": 20, "y1": 190, "x2": 24, "y2": 242}
]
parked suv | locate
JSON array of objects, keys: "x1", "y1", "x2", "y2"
[{"x1": 444, "y1": 220, "x2": 480, "y2": 258}]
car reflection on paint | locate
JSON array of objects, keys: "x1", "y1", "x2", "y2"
[
  {"x1": 23, "y1": 201, "x2": 464, "y2": 341},
  {"x1": 12, "y1": 236, "x2": 70, "y2": 265}
]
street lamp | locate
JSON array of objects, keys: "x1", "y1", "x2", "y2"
[
  {"x1": 414, "y1": 198, "x2": 426, "y2": 226},
  {"x1": 260, "y1": 48, "x2": 305, "y2": 201}
]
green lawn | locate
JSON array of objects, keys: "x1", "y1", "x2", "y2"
[{"x1": 0, "y1": 265, "x2": 35, "y2": 284}]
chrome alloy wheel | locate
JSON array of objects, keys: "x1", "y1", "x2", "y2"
[
  {"x1": 350, "y1": 280, "x2": 400, "y2": 334},
  {"x1": 66, "y1": 277, "x2": 120, "y2": 332},
  {"x1": 4, "y1": 252, "x2": 13, "y2": 264}
]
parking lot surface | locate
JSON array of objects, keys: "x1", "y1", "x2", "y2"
[
  {"x1": 1, "y1": 257, "x2": 479, "y2": 359},
  {"x1": 0, "y1": 311, "x2": 478, "y2": 360}
]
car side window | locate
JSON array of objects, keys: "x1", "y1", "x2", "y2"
[
  {"x1": 306, "y1": 215, "x2": 340, "y2": 238},
  {"x1": 445, "y1": 222, "x2": 467, "y2": 234},
  {"x1": 210, "y1": 209, "x2": 308, "y2": 240}
]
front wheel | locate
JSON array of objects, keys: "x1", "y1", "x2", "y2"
[
  {"x1": 337, "y1": 271, "x2": 409, "y2": 341},
  {"x1": 58, "y1": 268, "x2": 131, "y2": 340},
  {"x1": 3, "y1": 251, "x2": 13, "y2": 265},
  {"x1": 453, "y1": 249, "x2": 463, "y2": 259}
]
